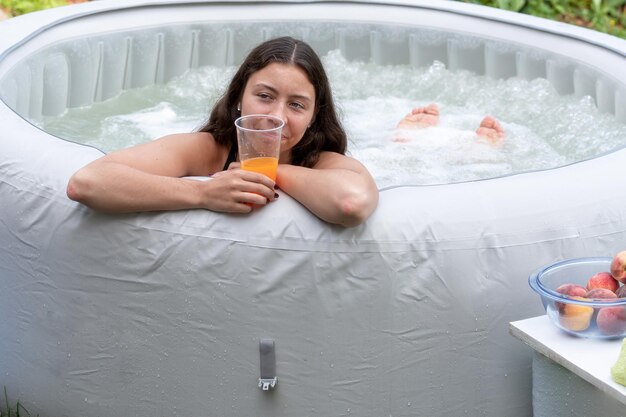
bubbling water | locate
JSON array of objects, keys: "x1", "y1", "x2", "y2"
[{"x1": 40, "y1": 50, "x2": 626, "y2": 188}]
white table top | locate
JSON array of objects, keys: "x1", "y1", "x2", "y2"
[{"x1": 510, "y1": 315, "x2": 626, "y2": 405}]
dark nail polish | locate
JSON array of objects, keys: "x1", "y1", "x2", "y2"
[{"x1": 274, "y1": 193, "x2": 279, "y2": 198}]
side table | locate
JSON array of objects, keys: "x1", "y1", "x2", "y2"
[{"x1": 510, "y1": 315, "x2": 626, "y2": 417}]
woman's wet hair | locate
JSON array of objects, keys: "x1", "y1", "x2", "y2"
[{"x1": 198, "y1": 36, "x2": 347, "y2": 168}]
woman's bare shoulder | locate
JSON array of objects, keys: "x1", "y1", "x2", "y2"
[
  {"x1": 102, "y1": 131, "x2": 227, "y2": 177},
  {"x1": 156, "y1": 131, "x2": 215, "y2": 147},
  {"x1": 314, "y1": 151, "x2": 368, "y2": 172},
  {"x1": 156, "y1": 131, "x2": 228, "y2": 176}
]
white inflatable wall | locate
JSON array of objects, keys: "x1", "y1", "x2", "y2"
[{"x1": 1, "y1": 1, "x2": 626, "y2": 416}]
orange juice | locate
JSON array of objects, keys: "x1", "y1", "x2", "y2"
[{"x1": 241, "y1": 156, "x2": 278, "y2": 181}]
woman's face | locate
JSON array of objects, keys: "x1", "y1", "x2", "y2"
[{"x1": 240, "y1": 63, "x2": 316, "y2": 163}]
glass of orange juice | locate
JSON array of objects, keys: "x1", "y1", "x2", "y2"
[{"x1": 235, "y1": 114, "x2": 284, "y2": 181}]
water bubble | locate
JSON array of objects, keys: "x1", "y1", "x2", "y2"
[{"x1": 41, "y1": 53, "x2": 626, "y2": 188}]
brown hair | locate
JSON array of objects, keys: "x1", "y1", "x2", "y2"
[{"x1": 198, "y1": 36, "x2": 346, "y2": 168}]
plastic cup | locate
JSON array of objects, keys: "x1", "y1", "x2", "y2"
[{"x1": 235, "y1": 114, "x2": 284, "y2": 181}]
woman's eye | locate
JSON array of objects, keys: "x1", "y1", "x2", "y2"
[
  {"x1": 258, "y1": 93, "x2": 272, "y2": 100},
  {"x1": 290, "y1": 102, "x2": 305, "y2": 110}
]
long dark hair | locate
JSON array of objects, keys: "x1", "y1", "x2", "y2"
[{"x1": 198, "y1": 36, "x2": 347, "y2": 168}]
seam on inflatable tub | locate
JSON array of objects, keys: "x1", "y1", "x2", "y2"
[
  {"x1": 0, "y1": 172, "x2": 61, "y2": 200},
  {"x1": 0, "y1": 176, "x2": 615, "y2": 252},
  {"x1": 4, "y1": 175, "x2": 626, "y2": 253}
]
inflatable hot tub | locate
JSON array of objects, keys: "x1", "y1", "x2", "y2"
[{"x1": 1, "y1": 1, "x2": 625, "y2": 416}]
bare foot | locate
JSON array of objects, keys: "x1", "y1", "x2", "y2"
[
  {"x1": 393, "y1": 103, "x2": 440, "y2": 142},
  {"x1": 396, "y1": 103, "x2": 440, "y2": 130},
  {"x1": 476, "y1": 116, "x2": 505, "y2": 145}
]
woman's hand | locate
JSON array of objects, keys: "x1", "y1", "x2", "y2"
[{"x1": 205, "y1": 168, "x2": 277, "y2": 213}]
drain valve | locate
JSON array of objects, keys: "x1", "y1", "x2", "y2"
[{"x1": 258, "y1": 338, "x2": 277, "y2": 391}]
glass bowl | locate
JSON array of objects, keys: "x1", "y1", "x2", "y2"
[{"x1": 529, "y1": 257, "x2": 626, "y2": 339}]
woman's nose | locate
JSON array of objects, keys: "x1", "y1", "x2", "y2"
[{"x1": 269, "y1": 104, "x2": 287, "y2": 125}]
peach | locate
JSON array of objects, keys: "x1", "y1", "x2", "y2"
[
  {"x1": 558, "y1": 296, "x2": 593, "y2": 332},
  {"x1": 596, "y1": 306, "x2": 626, "y2": 336},
  {"x1": 586, "y1": 271, "x2": 619, "y2": 292},
  {"x1": 616, "y1": 286, "x2": 626, "y2": 298},
  {"x1": 611, "y1": 251, "x2": 626, "y2": 284},
  {"x1": 555, "y1": 283, "x2": 588, "y2": 311},
  {"x1": 556, "y1": 283, "x2": 587, "y2": 297},
  {"x1": 585, "y1": 288, "x2": 618, "y2": 300}
]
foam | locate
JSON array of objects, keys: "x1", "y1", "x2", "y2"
[{"x1": 39, "y1": 52, "x2": 626, "y2": 187}]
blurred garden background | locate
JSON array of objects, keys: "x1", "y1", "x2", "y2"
[
  {"x1": 463, "y1": 0, "x2": 626, "y2": 38},
  {"x1": 0, "y1": 0, "x2": 625, "y2": 40},
  {"x1": 0, "y1": 0, "x2": 86, "y2": 18}
]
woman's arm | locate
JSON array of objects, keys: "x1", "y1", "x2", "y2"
[
  {"x1": 66, "y1": 132, "x2": 276, "y2": 213},
  {"x1": 275, "y1": 152, "x2": 379, "y2": 227}
]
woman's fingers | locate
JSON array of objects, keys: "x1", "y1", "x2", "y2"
[
  {"x1": 214, "y1": 167, "x2": 273, "y2": 185},
  {"x1": 207, "y1": 169, "x2": 277, "y2": 211}
]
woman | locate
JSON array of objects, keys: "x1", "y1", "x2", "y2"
[{"x1": 67, "y1": 37, "x2": 379, "y2": 228}]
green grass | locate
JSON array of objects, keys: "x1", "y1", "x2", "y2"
[
  {"x1": 461, "y1": 0, "x2": 626, "y2": 39},
  {"x1": 0, "y1": 388, "x2": 37, "y2": 417},
  {"x1": 0, "y1": 0, "x2": 67, "y2": 17}
]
